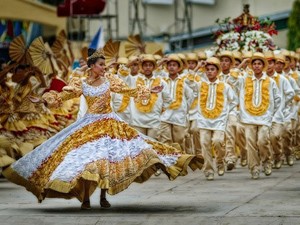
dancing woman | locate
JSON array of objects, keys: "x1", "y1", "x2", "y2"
[{"x1": 3, "y1": 48, "x2": 203, "y2": 209}]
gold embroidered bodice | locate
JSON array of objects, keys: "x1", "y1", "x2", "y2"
[
  {"x1": 82, "y1": 81, "x2": 113, "y2": 114},
  {"x1": 42, "y1": 75, "x2": 148, "y2": 114}
]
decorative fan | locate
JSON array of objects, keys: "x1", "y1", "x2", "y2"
[
  {"x1": 29, "y1": 37, "x2": 54, "y2": 75},
  {"x1": 51, "y1": 36, "x2": 64, "y2": 57},
  {"x1": 57, "y1": 30, "x2": 67, "y2": 42},
  {"x1": 66, "y1": 40, "x2": 75, "y2": 65},
  {"x1": 145, "y1": 42, "x2": 164, "y2": 56},
  {"x1": 59, "y1": 30, "x2": 75, "y2": 64},
  {"x1": 45, "y1": 42, "x2": 60, "y2": 73},
  {"x1": 56, "y1": 58, "x2": 69, "y2": 79},
  {"x1": 103, "y1": 39, "x2": 120, "y2": 66},
  {"x1": 125, "y1": 35, "x2": 146, "y2": 57},
  {"x1": 125, "y1": 34, "x2": 163, "y2": 57},
  {"x1": 9, "y1": 35, "x2": 32, "y2": 64},
  {"x1": 51, "y1": 30, "x2": 70, "y2": 67}
]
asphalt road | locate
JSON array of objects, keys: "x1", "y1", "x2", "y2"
[{"x1": 0, "y1": 161, "x2": 299, "y2": 225}]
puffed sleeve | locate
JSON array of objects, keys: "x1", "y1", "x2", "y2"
[
  {"x1": 105, "y1": 73, "x2": 150, "y2": 101},
  {"x1": 42, "y1": 77, "x2": 82, "y2": 108}
]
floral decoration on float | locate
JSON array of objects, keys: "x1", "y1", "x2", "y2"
[{"x1": 212, "y1": 4, "x2": 278, "y2": 53}]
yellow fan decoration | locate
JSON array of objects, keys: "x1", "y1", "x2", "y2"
[
  {"x1": 103, "y1": 39, "x2": 120, "y2": 66},
  {"x1": 9, "y1": 35, "x2": 32, "y2": 64},
  {"x1": 125, "y1": 35, "x2": 146, "y2": 57},
  {"x1": 124, "y1": 34, "x2": 163, "y2": 57},
  {"x1": 45, "y1": 42, "x2": 60, "y2": 73},
  {"x1": 51, "y1": 30, "x2": 73, "y2": 67},
  {"x1": 29, "y1": 37, "x2": 54, "y2": 75},
  {"x1": 146, "y1": 42, "x2": 163, "y2": 56}
]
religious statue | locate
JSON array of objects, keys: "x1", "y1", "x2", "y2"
[{"x1": 233, "y1": 4, "x2": 258, "y2": 27}]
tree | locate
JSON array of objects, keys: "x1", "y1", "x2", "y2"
[{"x1": 287, "y1": 0, "x2": 300, "y2": 50}]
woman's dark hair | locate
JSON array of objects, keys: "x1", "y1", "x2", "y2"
[{"x1": 87, "y1": 48, "x2": 105, "y2": 67}]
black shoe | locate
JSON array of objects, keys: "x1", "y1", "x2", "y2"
[
  {"x1": 100, "y1": 198, "x2": 111, "y2": 208},
  {"x1": 81, "y1": 200, "x2": 91, "y2": 210}
]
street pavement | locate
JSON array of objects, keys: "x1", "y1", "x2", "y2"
[{"x1": 0, "y1": 161, "x2": 299, "y2": 225}]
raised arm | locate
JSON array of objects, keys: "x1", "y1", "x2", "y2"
[
  {"x1": 105, "y1": 73, "x2": 150, "y2": 101},
  {"x1": 42, "y1": 77, "x2": 82, "y2": 108}
]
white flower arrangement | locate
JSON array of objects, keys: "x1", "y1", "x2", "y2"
[
  {"x1": 216, "y1": 32, "x2": 241, "y2": 52},
  {"x1": 215, "y1": 30, "x2": 276, "y2": 52},
  {"x1": 241, "y1": 31, "x2": 275, "y2": 52}
]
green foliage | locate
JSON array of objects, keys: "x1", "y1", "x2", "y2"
[{"x1": 288, "y1": 0, "x2": 300, "y2": 50}]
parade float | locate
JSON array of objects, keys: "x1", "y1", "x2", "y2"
[{"x1": 213, "y1": 4, "x2": 278, "y2": 53}]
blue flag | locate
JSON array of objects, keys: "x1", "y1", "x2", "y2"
[{"x1": 89, "y1": 26, "x2": 104, "y2": 49}]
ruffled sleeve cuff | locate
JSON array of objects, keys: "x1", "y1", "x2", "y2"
[{"x1": 42, "y1": 91, "x2": 63, "y2": 108}]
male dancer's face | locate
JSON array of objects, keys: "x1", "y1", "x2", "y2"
[
  {"x1": 142, "y1": 61, "x2": 155, "y2": 78},
  {"x1": 290, "y1": 59, "x2": 296, "y2": 70},
  {"x1": 187, "y1": 60, "x2": 197, "y2": 70},
  {"x1": 267, "y1": 60, "x2": 275, "y2": 74},
  {"x1": 167, "y1": 61, "x2": 180, "y2": 76},
  {"x1": 284, "y1": 57, "x2": 291, "y2": 70},
  {"x1": 252, "y1": 59, "x2": 264, "y2": 76},
  {"x1": 220, "y1": 56, "x2": 232, "y2": 72},
  {"x1": 130, "y1": 62, "x2": 139, "y2": 76},
  {"x1": 205, "y1": 64, "x2": 219, "y2": 82},
  {"x1": 274, "y1": 61, "x2": 285, "y2": 73}
]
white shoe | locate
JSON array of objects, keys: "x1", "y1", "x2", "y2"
[{"x1": 206, "y1": 173, "x2": 214, "y2": 181}]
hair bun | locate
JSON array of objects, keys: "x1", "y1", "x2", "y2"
[{"x1": 88, "y1": 48, "x2": 96, "y2": 57}]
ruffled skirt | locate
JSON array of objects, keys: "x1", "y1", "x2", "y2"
[{"x1": 3, "y1": 112, "x2": 203, "y2": 202}]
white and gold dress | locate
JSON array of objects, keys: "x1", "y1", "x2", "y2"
[{"x1": 3, "y1": 75, "x2": 203, "y2": 203}]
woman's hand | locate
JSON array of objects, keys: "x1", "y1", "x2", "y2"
[{"x1": 151, "y1": 85, "x2": 164, "y2": 93}]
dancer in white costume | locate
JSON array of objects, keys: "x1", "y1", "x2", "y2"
[{"x1": 3, "y1": 48, "x2": 203, "y2": 210}]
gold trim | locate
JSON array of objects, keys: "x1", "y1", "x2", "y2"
[
  {"x1": 27, "y1": 119, "x2": 139, "y2": 194},
  {"x1": 134, "y1": 77, "x2": 160, "y2": 113},
  {"x1": 187, "y1": 75, "x2": 200, "y2": 110},
  {"x1": 244, "y1": 76, "x2": 270, "y2": 116},
  {"x1": 117, "y1": 94, "x2": 131, "y2": 113},
  {"x1": 199, "y1": 82, "x2": 225, "y2": 119},
  {"x1": 272, "y1": 74, "x2": 280, "y2": 89},
  {"x1": 85, "y1": 90, "x2": 113, "y2": 114},
  {"x1": 87, "y1": 48, "x2": 105, "y2": 61},
  {"x1": 190, "y1": 98, "x2": 198, "y2": 110},
  {"x1": 294, "y1": 96, "x2": 300, "y2": 102},
  {"x1": 291, "y1": 71, "x2": 299, "y2": 83},
  {"x1": 164, "y1": 78, "x2": 185, "y2": 110},
  {"x1": 4, "y1": 150, "x2": 204, "y2": 201}
]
